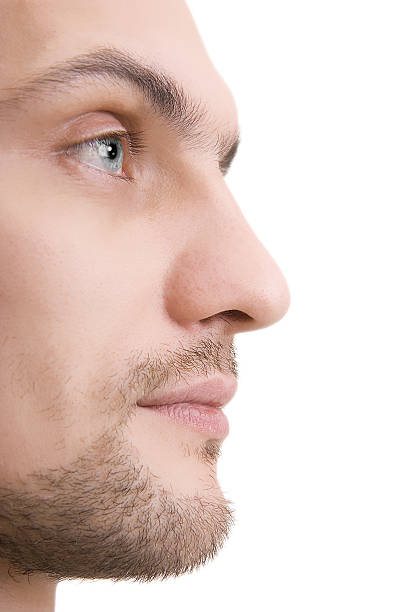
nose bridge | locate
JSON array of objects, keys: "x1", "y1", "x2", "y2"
[{"x1": 163, "y1": 179, "x2": 290, "y2": 333}]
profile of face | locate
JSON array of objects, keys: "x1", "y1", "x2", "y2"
[{"x1": 0, "y1": 0, "x2": 289, "y2": 607}]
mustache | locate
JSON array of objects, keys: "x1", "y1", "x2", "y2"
[{"x1": 113, "y1": 336, "x2": 239, "y2": 405}]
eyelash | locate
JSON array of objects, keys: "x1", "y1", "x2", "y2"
[{"x1": 66, "y1": 129, "x2": 146, "y2": 183}]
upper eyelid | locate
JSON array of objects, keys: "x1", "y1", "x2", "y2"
[
  {"x1": 66, "y1": 129, "x2": 146, "y2": 156},
  {"x1": 60, "y1": 128, "x2": 228, "y2": 180}
]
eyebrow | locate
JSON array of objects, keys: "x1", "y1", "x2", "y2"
[{"x1": 0, "y1": 46, "x2": 240, "y2": 175}]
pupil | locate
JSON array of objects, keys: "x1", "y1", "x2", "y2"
[{"x1": 106, "y1": 142, "x2": 118, "y2": 159}]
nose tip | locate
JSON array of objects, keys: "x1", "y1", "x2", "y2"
[
  {"x1": 227, "y1": 239, "x2": 291, "y2": 332},
  {"x1": 163, "y1": 196, "x2": 291, "y2": 334},
  {"x1": 255, "y1": 261, "x2": 291, "y2": 329}
]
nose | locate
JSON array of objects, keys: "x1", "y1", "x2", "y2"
[{"x1": 164, "y1": 176, "x2": 290, "y2": 335}]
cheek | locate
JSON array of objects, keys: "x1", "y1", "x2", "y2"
[
  {"x1": 0, "y1": 160, "x2": 163, "y2": 353},
  {"x1": 0, "y1": 173, "x2": 169, "y2": 481}
]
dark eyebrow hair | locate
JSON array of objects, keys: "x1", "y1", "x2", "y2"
[{"x1": 0, "y1": 45, "x2": 240, "y2": 176}]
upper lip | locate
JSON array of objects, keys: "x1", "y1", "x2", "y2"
[{"x1": 137, "y1": 375, "x2": 238, "y2": 408}]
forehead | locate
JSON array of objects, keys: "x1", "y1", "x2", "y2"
[{"x1": 0, "y1": 0, "x2": 237, "y2": 128}]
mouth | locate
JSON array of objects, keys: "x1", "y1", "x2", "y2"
[{"x1": 136, "y1": 376, "x2": 238, "y2": 438}]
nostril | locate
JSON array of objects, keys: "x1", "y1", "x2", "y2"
[
  {"x1": 217, "y1": 310, "x2": 253, "y2": 327},
  {"x1": 221, "y1": 310, "x2": 251, "y2": 321}
]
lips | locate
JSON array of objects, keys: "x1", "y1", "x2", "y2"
[{"x1": 137, "y1": 375, "x2": 238, "y2": 409}]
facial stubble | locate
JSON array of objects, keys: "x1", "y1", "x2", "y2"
[{"x1": 0, "y1": 337, "x2": 238, "y2": 582}]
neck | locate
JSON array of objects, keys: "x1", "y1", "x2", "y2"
[{"x1": 0, "y1": 561, "x2": 57, "y2": 612}]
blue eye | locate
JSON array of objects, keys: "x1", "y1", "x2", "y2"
[{"x1": 70, "y1": 136, "x2": 125, "y2": 175}]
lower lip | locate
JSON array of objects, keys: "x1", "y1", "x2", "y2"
[{"x1": 138, "y1": 403, "x2": 229, "y2": 437}]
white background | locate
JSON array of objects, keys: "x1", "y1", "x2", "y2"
[{"x1": 57, "y1": 1, "x2": 408, "y2": 610}]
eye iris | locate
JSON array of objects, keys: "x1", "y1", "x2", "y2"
[
  {"x1": 97, "y1": 138, "x2": 123, "y2": 172},
  {"x1": 104, "y1": 142, "x2": 118, "y2": 160},
  {"x1": 69, "y1": 135, "x2": 125, "y2": 175}
]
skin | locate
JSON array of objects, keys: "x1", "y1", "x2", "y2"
[{"x1": 0, "y1": 0, "x2": 290, "y2": 610}]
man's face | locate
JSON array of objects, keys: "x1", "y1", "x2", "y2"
[{"x1": 0, "y1": 0, "x2": 289, "y2": 583}]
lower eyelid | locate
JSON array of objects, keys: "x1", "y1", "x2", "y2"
[{"x1": 59, "y1": 150, "x2": 135, "y2": 184}]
